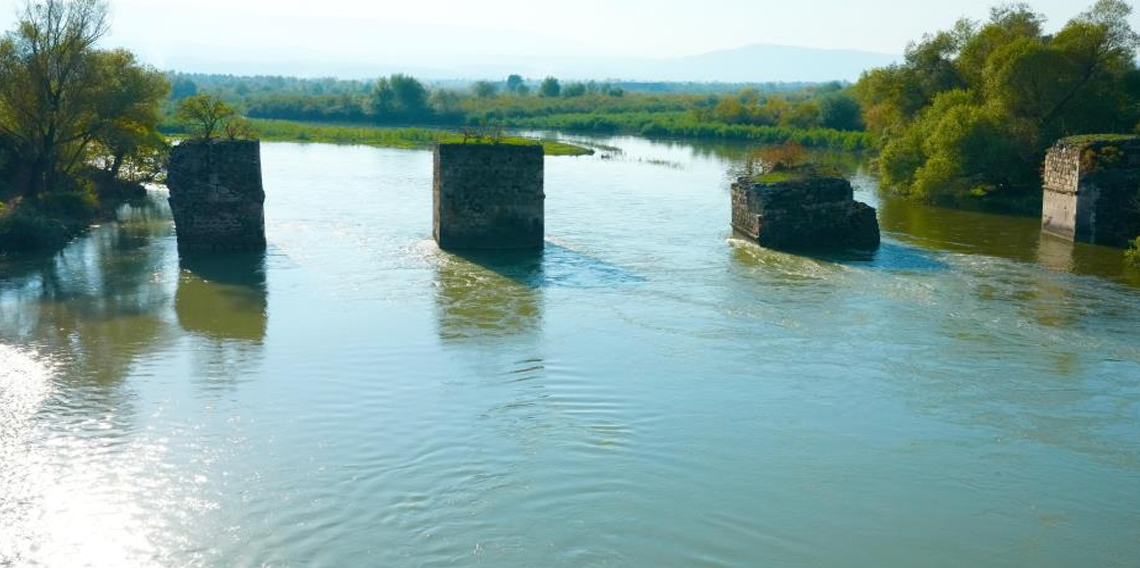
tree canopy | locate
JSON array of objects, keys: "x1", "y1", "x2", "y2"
[
  {"x1": 0, "y1": 0, "x2": 169, "y2": 196},
  {"x1": 539, "y1": 77, "x2": 562, "y2": 98},
  {"x1": 854, "y1": 0, "x2": 1140, "y2": 204}
]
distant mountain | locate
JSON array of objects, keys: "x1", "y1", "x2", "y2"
[
  {"x1": 138, "y1": 42, "x2": 899, "y2": 83},
  {"x1": 636, "y1": 43, "x2": 900, "y2": 82}
]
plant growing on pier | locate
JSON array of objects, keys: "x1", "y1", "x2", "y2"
[
  {"x1": 757, "y1": 141, "x2": 808, "y2": 172},
  {"x1": 176, "y1": 95, "x2": 234, "y2": 141},
  {"x1": 176, "y1": 95, "x2": 257, "y2": 141}
]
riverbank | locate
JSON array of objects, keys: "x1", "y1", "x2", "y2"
[
  {"x1": 0, "y1": 191, "x2": 98, "y2": 253},
  {"x1": 162, "y1": 120, "x2": 596, "y2": 157},
  {"x1": 0, "y1": 176, "x2": 148, "y2": 254},
  {"x1": 501, "y1": 111, "x2": 874, "y2": 150}
]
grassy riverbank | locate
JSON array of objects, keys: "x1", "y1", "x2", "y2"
[
  {"x1": 0, "y1": 187, "x2": 99, "y2": 253},
  {"x1": 162, "y1": 119, "x2": 595, "y2": 156},
  {"x1": 503, "y1": 112, "x2": 874, "y2": 150}
]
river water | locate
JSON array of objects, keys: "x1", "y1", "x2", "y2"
[{"x1": 1, "y1": 136, "x2": 1139, "y2": 568}]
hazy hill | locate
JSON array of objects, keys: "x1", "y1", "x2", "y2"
[{"x1": 143, "y1": 42, "x2": 898, "y2": 83}]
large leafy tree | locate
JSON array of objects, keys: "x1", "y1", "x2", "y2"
[
  {"x1": 90, "y1": 49, "x2": 169, "y2": 179},
  {"x1": 370, "y1": 74, "x2": 429, "y2": 119},
  {"x1": 539, "y1": 77, "x2": 561, "y2": 98},
  {"x1": 855, "y1": 0, "x2": 1140, "y2": 204},
  {"x1": 0, "y1": 0, "x2": 169, "y2": 195}
]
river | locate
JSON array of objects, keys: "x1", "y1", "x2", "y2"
[{"x1": 1, "y1": 135, "x2": 1138, "y2": 568}]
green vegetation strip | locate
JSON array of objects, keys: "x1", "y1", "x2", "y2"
[
  {"x1": 165, "y1": 119, "x2": 594, "y2": 157},
  {"x1": 503, "y1": 112, "x2": 874, "y2": 150}
]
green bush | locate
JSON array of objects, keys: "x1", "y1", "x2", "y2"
[
  {"x1": 0, "y1": 180, "x2": 101, "y2": 252},
  {"x1": 35, "y1": 183, "x2": 99, "y2": 221},
  {"x1": 1127, "y1": 236, "x2": 1140, "y2": 267},
  {"x1": 0, "y1": 207, "x2": 74, "y2": 250}
]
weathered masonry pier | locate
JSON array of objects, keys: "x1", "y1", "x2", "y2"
[
  {"x1": 433, "y1": 142, "x2": 545, "y2": 250},
  {"x1": 167, "y1": 139, "x2": 267, "y2": 253},
  {"x1": 1042, "y1": 136, "x2": 1140, "y2": 247},
  {"x1": 731, "y1": 173, "x2": 880, "y2": 250}
]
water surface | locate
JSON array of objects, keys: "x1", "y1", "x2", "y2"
[{"x1": 2, "y1": 136, "x2": 1139, "y2": 568}]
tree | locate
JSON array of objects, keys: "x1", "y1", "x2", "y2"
[
  {"x1": 539, "y1": 76, "x2": 561, "y2": 98},
  {"x1": 472, "y1": 80, "x2": 498, "y2": 98},
  {"x1": 91, "y1": 49, "x2": 169, "y2": 179},
  {"x1": 389, "y1": 74, "x2": 428, "y2": 114},
  {"x1": 506, "y1": 74, "x2": 525, "y2": 94},
  {"x1": 176, "y1": 95, "x2": 236, "y2": 141},
  {"x1": 371, "y1": 77, "x2": 396, "y2": 114},
  {"x1": 562, "y1": 82, "x2": 587, "y2": 98},
  {"x1": 170, "y1": 76, "x2": 199, "y2": 99},
  {"x1": 855, "y1": 0, "x2": 1140, "y2": 204},
  {"x1": 371, "y1": 74, "x2": 429, "y2": 119},
  {"x1": 0, "y1": 0, "x2": 110, "y2": 195},
  {"x1": 818, "y1": 91, "x2": 864, "y2": 131}
]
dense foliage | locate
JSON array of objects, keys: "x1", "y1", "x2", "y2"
[
  {"x1": 854, "y1": 0, "x2": 1140, "y2": 206},
  {"x1": 162, "y1": 73, "x2": 869, "y2": 149},
  {"x1": 0, "y1": 0, "x2": 169, "y2": 250},
  {"x1": 175, "y1": 95, "x2": 256, "y2": 141}
]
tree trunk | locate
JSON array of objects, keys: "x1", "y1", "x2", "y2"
[{"x1": 109, "y1": 152, "x2": 124, "y2": 179}]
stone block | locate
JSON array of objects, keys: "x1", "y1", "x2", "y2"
[
  {"x1": 731, "y1": 175, "x2": 880, "y2": 250},
  {"x1": 1042, "y1": 136, "x2": 1140, "y2": 247},
  {"x1": 433, "y1": 143, "x2": 544, "y2": 250},
  {"x1": 167, "y1": 139, "x2": 266, "y2": 253}
]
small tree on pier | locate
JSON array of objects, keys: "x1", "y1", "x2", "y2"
[{"x1": 176, "y1": 95, "x2": 256, "y2": 141}]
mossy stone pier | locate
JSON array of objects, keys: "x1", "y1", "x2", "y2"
[
  {"x1": 1041, "y1": 136, "x2": 1140, "y2": 247},
  {"x1": 167, "y1": 139, "x2": 267, "y2": 253},
  {"x1": 433, "y1": 142, "x2": 545, "y2": 250},
  {"x1": 731, "y1": 174, "x2": 880, "y2": 250}
]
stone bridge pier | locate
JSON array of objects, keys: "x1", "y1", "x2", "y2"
[
  {"x1": 433, "y1": 142, "x2": 545, "y2": 250},
  {"x1": 1042, "y1": 136, "x2": 1140, "y2": 247},
  {"x1": 167, "y1": 139, "x2": 267, "y2": 253}
]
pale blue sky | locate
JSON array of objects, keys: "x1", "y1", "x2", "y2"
[{"x1": 0, "y1": 0, "x2": 1133, "y2": 76}]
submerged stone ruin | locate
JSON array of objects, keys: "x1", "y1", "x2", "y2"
[
  {"x1": 433, "y1": 142, "x2": 544, "y2": 250},
  {"x1": 731, "y1": 171, "x2": 880, "y2": 250},
  {"x1": 167, "y1": 139, "x2": 267, "y2": 253},
  {"x1": 1041, "y1": 136, "x2": 1140, "y2": 247}
]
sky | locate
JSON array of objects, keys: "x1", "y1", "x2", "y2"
[{"x1": 0, "y1": 0, "x2": 1134, "y2": 78}]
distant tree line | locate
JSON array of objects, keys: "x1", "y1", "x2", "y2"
[{"x1": 161, "y1": 71, "x2": 869, "y2": 145}]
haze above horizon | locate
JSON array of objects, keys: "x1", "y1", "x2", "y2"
[{"x1": 0, "y1": 0, "x2": 1134, "y2": 81}]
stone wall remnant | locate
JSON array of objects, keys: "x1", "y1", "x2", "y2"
[
  {"x1": 433, "y1": 142, "x2": 545, "y2": 250},
  {"x1": 731, "y1": 173, "x2": 880, "y2": 250},
  {"x1": 1042, "y1": 136, "x2": 1140, "y2": 247},
  {"x1": 167, "y1": 139, "x2": 266, "y2": 253}
]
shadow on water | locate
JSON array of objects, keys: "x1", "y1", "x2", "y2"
[
  {"x1": 433, "y1": 242, "x2": 645, "y2": 341},
  {"x1": 878, "y1": 194, "x2": 1140, "y2": 287},
  {"x1": 434, "y1": 248, "x2": 544, "y2": 341},
  {"x1": 175, "y1": 252, "x2": 269, "y2": 343},
  {"x1": 728, "y1": 235, "x2": 949, "y2": 277}
]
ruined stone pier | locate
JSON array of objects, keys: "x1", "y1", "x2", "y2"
[
  {"x1": 731, "y1": 171, "x2": 880, "y2": 250},
  {"x1": 433, "y1": 142, "x2": 544, "y2": 250},
  {"x1": 1041, "y1": 136, "x2": 1140, "y2": 247},
  {"x1": 1044, "y1": 136, "x2": 1140, "y2": 247},
  {"x1": 167, "y1": 139, "x2": 266, "y2": 253}
]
